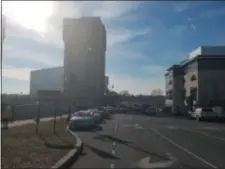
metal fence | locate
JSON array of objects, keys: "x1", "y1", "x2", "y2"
[{"x1": 12, "y1": 101, "x2": 70, "y2": 121}]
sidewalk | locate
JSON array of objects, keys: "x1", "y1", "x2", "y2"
[{"x1": 8, "y1": 115, "x2": 67, "y2": 128}]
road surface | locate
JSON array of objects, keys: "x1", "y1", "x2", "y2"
[{"x1": 70, "y1": 113, "x2": 225, "y2": 169}]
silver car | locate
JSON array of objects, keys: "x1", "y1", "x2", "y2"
[
  {"x1": 88, "y1": 109, "x2": 103, "y2": 123},
  {"x1": 69, "y1": 110, "x2": 96, "y2": 130}
]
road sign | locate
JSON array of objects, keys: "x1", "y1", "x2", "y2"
[{"x1": 135, "y1": 152, "x2": 178, "y2": 168}]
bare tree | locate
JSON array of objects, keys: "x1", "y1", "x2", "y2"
[
  {"x1": 151, "y1": 88, "x2": 163, "y2": 96},
  {"x1": 119, "y1": 90, "x2": 130, "y2": 96}
]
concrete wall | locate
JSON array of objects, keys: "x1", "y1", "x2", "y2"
[
  {"x1": 198, "y1": 58, "x2": 225, "y2": 105},
  {"x1": 30, "y1": 67, "x2": 64, "y2": 95}
]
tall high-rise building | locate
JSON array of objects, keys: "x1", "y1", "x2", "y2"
[{"x1": 63, "y1": 17, "x2": 106, "y2": 105}]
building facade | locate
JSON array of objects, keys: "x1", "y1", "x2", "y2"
[
  {"x1": 165, "y1": 46, "x2": 225, "y2": 114},
  {"x1": 30, "y1": 67, "x2": 64, "y2": 95},
  {"x1": 63, "y1": 17, "x2": 106, "y2": 105},
  {"x1": 165, "y1": 65, "x2": 185, "y2": 114}
]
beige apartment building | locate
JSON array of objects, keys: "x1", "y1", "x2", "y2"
[
  {"x1": 165, "y1": 46, "x2": 225, "y2": 115},
  {"x1": 63, "y1": 17, "x2": 106, "y2": 106}
]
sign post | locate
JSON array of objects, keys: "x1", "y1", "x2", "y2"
[
  {"x1": 35, "y1": 101, "x2": 40, "y2": 133},
  {"x1": 53, "y1": 100, "x2": 57, "y2": 134}
]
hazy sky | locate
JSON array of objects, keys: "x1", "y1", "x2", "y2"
[{"x1": 2, "y1": 1, "x2": 225, "y2": 94}]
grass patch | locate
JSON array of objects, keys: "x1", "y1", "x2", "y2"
[{"x1": 2, "y1": 118, "x2": 76, "y2": 168}]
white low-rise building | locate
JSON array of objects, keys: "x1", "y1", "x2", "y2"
[
  {"x1": 30, "y1": 67, "x2": 64, "y2": 95},
  {"x1": 30, "y1": 67, "x2": 109, "y2": 97}
]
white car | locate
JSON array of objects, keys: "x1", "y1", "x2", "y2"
[
  {"x1": 194, "y1": 107, "x2": 217, "y2": 121},
  {"x1": 69, "y1": 110, "x2": 96, "y2": 130},
  {"x1": 104, "y1": 106, "x2": 115, "y2": 114}
]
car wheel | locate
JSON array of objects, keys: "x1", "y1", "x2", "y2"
[
  {"x1": 197, "y1": 117, "x2": 203, "y2": 121},
  {"x1": 196, "y1": 116, "x2": 200, "y2": 121}
]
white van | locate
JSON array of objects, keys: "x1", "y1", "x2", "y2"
[{"x1": 194, "y1": 107, "x2": 217, "y2": 121}]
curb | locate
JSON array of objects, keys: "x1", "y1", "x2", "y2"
[{"x1": 51, "y1": 127, "x2": 83, "y2": 169}]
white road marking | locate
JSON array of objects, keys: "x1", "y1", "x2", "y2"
[
  {"x1": 198, "y1": 126, "x2": 223, "y2": 131},
  {"x1": 149, "y1": 127, "x2": 218, "y2": 169},
  {"x1": 112, "y1": 142, "x2": 116, "y2": 148},
  {"x1": 134, "y1": 124, "x2": 144, "y2": 129},
  {"x1": 182, "y1": 127, "x2": 225, "y2": 142},
  {"x1": 111, "y1": 141, "x2": 116, "y2": 168},
  {"x1": 136, "y1": 155, "x2": 174, "y2": 168},
  {"x1": 110, "y1": 163, "x2": 115, "y2": 169},
  {"x1": 166, "y1": 152, "x2": 178, "y2": 162},
  {"x1": 166, "y1": 126, "x2": 177, "y2": 130}
]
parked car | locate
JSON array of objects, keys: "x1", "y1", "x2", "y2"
[
  {"x1": 119, "y1": 107, "x2": 128, "y2": 113},
  {"x1": 104, "y1": 106, "x2": 115, "y2": 114},
  {"x1": 88, "y1": 108, "x2": 103, "y2": 123},
  {"x1": 193, "y1": 107, "x2": 217, "y2": 121},
  {"x1": 69, "y1": 110, "x2": 96, "y2": 130}
]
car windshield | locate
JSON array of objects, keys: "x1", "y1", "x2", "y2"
[{"x1": 74, "y1": 111, "x2": 92, "y2": 117}]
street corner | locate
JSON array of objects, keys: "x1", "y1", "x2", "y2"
[{"x1": 51, "y1": 128, "x2": 83, "y2": 169}]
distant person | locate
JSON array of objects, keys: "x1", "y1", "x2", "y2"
[{"x1": 1, "y1": 105, "x2": 12, "y2": 129}]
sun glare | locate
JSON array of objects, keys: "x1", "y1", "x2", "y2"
[{"x1": 3, "y1": 1, "x2": 54, "y2": 33}]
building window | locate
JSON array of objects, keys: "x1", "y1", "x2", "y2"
[
  {"x1": 168, "y1": 80, "x2": 172, "y2": 85},
  {"x1": 166, "y1": 90, "x2": 172, "y2": 100},
  {"x1": 190, "y1": 74, "x2": 197, "y2": 81}
]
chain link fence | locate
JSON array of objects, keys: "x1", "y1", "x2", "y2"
[{"x1": 12, "y1": 101, "x2": 70, "y2": 121}]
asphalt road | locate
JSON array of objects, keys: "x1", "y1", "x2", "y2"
[{"x1": 70, "y1": 113, "x2": 225, "y2": 169}]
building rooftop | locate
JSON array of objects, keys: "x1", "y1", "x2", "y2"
[
  {"x1": 63, "y1": 17, "x2": 102, "y2": 25},
  {"x1": 188, "y1": 46, "x2": 225, "y2": 60},
  {"x1": 31, "y1": 66, "x2": 63, "y2": 73},
  {"x1": 166, "y1": 46, "x2": 225, "y2": 72}
]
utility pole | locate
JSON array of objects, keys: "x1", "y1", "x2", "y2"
[
  {"x1": 36, "y1": 101, "x2": 40, "y2": 133},
  {"x1": 53, "y1": 100, "x2": 57, "y2": 134}
]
